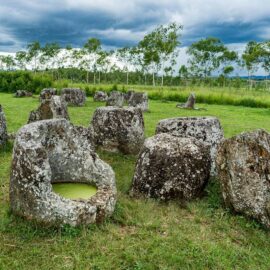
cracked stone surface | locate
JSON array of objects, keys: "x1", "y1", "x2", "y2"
[
  {"x1": 28, "y1": 96, "x2": 69, "y2": 123},
  {"x1": 0, "y1": 105, "x2": 8, "y2": 147},
  {"x1": 106, "y1": 91, "x2": 124, "y2": 107},
  {"x1": 128, "y1": 92, "x2": 149, "y2": 112},
  {"x1": 40, "y1": 88, "x2": 57, "y2": 101},
  {"x1": 61, "y1": 88, "x2": 86, "y2": 106},
  {"x1": 94, "y1": 91, "x2": 108, "y2": 102},
  {"x1": 216, "y1": 129, "x2": 270, "y2": 228},
  {"x1": 10, "y1": 119, "x2": 116, "y2": 226},
  {"x1": 131, "y1": 133, "x2": 211, "y2": 201},
  {"x1": 91, "y1": 106, "x2": 145, "y2": 154},
  {"x1": 156, "y1": 116, "x2": 224, "y2": 176}
]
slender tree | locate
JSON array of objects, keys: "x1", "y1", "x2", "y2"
[
  {"x1": 27, "y1": 41, "x2": 41, "y2": 73},
  {"x1": 83, "y1": 38, "x2": 102, "y2": 84}
]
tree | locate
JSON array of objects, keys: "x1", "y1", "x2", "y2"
[
  {"x1": 116, "y1": 47, "x2": 135, "y2": 85},
  {"x1": 83, "y1": 38, "x2": 102, "y2": 84},
  {"x1": 1, "y1": 55, "x2": 15, "y2": 70},
  {"x1": 27, "y1": 41, "x2": 41, "y2": 73},
  {"x1": 258, "y1": 41, "x2": 270, "y2": 79},
  {"x1": 187, "y1": 37, "x2": 237, "y2": 78},
  {"x1": 139, "y1": 22, "x2": 183, "y2": 86},
  {"x1": 242, "y1": 41, "x2": 261, "y2": 88},
  {"x1": 41, "y1": 42, "x2": 61, "y2": 78},
  {"x1": 15, "y1": 51, "x2": 28, "y2": 70}
]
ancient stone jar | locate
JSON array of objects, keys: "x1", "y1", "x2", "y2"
[
  {"x1": 216, "y1": 129, "x2": 270, "y2": 228},
  {"x1": 131, "y1": 133, "x2": 211, "y2": 201},
  {"x1": 14, "y1": 90, "x2": 33, "y2": 97},
  {"x1": 94, "y1": 91, "x2": 108, "y2": 102},
  {"x1": 28, "y1": 96, "x2": 69, "y2": 123},
  {"x1": 10, "y1": 119, "x2": 116, "y2": 226},
  {"x1": 128, "y1": 92, "x2": 149, "y2": 112},
  {"x1": 61, "y1": 88, "x2": 86, "y2": 106},
  {"x1": 40, "y1": 88, "x2": 57, "y2": 100},
  {"x1": 0, "y1": 105, "x2": 8, "y2": 147},
  {"x1": 156, "y1": 117, "x2": 224, "y2": 175},
  {"x1": 106, "y1": 91, "x2": 124, "y2": 107},
  {"x1": 91, "y1": 106, "x2": 145, "y2": 154}
]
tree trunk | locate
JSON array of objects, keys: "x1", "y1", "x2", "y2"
[{"x1": 152, "y1": 72, "x2": 155, "y2": 86}]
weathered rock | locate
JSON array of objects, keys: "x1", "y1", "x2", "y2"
[
  {"x1": 14, "y1": 90, "x2": 33, "y2": 97},
  {"x1": 156, "y1": 117, "x2": 224, "y2": 175},
  {"x1": 216, "y1": 129, "x2": 270, "y2": 228},
  {"x1": 106, "y1": 91, "x2": 124, "y2": 107},
  {"x1": 28, "y1": 96, "x2": 69, "y2": 123},
  {"x1": 131, "y1": 133, "x2": 211, "y2": 201},
  {"x1": 0, "y1": 105, "x2": 8, "y2": 147},
  {"x1": 94, "y1": 91, "x2": 108, "y2": 102},
  {"x1": 176, "y1": 93, "x2": 195, "y2": 109},
  {"x1": 124, "y1": 90, "x2": 135, "y2": 102},
  {"x1": 61, "y1": 88, "x2": 86, "y2": 106},
  {"x1": 128, "y1": 92, "x2": 149, "y2": 112},
  {"x1": 40, "y1": 88, "x2": 57, "y2": 100},
  {"x1": 91, "y1": 106, "x2": 145, "y2": 154},
  {"x1": 10, "y1": 119, "x2": 116, "y2": 226}
]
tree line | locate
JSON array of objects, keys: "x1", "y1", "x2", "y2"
[{"x1": 0, "y1": 22, "x2": 270, "y2": 87}]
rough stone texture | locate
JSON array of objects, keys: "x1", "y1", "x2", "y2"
[
  {"x1": 14, "y1": 90, "x2": 33, "y2": 97},
  {"x1": 131, "y1": 133, "x2": 211, "y2": 201},
  {"x1": 91, "y1": 106, "x2": 145, "y2": 154},
  {"x1": 128, "y1": 92, "x2": 149, "y2": 112},
  {"x1": 106, "y1": 91, "x2": 124, "y2": 107},
  {"x1": 176, "y1": 93, "x2": 195, "y2": 109},
  {"x1": 156, "y1": 117, "x2": 224, "y2": 175},
  {"x1": 10, "y1": 119, "x2": 116, "y2": 226},
  {"x1": 124, "y1": 90, "x2": 135, "y2": 102},
  {"x1": 94, "y1": 91, "x2": 108, "y2": 102},
  {"x1": 28, "y1": 96, "x2": 69, "y2": 123},
  {"x1": 61, "y1": 88, "x2": 86, "y2": 106},
  {"x1": 216, "y1": 129, "x2": 270, "y2": 228},
  {"x1": 40, "y1": 88, "x2": 57, "y2": 101},
  {"x1": 0, "y1": 105, "x2": 8, "y2": 147}
]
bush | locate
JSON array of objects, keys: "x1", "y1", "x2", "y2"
[{"x1": 0, "y1": 71, "x2": 53, "y2": 94}]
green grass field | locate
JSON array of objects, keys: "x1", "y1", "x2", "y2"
[{"x1": 0, "y1": 93, "x2": 270, "y2": 270}]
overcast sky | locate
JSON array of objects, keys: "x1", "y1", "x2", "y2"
[{"x1": 0, "y1": 0, "x2": 269, "y2": 75}]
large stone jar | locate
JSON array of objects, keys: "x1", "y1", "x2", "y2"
[{"x1": 10, "y1": 119, "x2": 117, "y2": 226}]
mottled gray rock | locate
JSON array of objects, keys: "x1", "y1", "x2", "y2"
[
  {"x1": 14, "y1": 90, "x2": 33, "y2": 97},
  {"x1": 40, "y1": 88, "x2": 57, "y2": 101},
  {"x1": 128, "y1": 92, "x2": 149, "y2": 112},
  {"x1": 156, "y1": 117, "x2": 224, "y2": 175},
  {"x1": 28, "y1": 96, "x2": 69, "y2": 123},
  {"x1": 0, "y1": 105, "x2": 8, "y2": 147},
  {"x1": 61, "y1": 88, "x2": 86, "y2": 106},
  {"x1": 10, "y1": 119, "x2": 116, "y2": 226},
  {"x1": 176, "y1": 93, "x2": 195, "y2": 109},
  {"x1": 131, "y1": 133, "x2": 211, "y2": 201},
  {"x1": 94, "y1": 91, "x2": 108, "y2": 102},
  {"x1": 106, "y1": 91, "x2": 124, "y2": 107},
  {"x1": 91, "y1": 106, "x2": 145, "y2": 154},
  {"x1": 216, "y1": 129, "x2": 270, "y2": 228},
  {"x1": 124, "y1": 90, "x2": 135, "y2": 102}
]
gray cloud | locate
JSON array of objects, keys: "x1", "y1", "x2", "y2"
[{"x1": 0, "y1": 0, "x2": 270, "y2": 52}]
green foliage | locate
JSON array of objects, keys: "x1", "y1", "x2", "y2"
[{"x1": 0, "y1": 71, "x2": 53, "y2": 93}]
